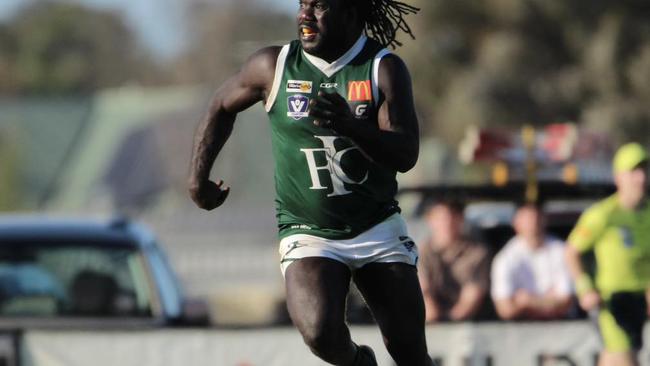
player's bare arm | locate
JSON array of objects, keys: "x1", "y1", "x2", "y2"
[
  {"x1": 309, "y1": 53, "x2": 419, "y2": 173},
  {"x1": 565, "y1": 245, "x2": 601, "y2": 311},
  {"x1": 449, "y1": 284, "x2": 486, "y2": 321},
  {"x1": 495, "y1": 290, "x2": 572, "y2": 320},
  {"x1": 188, "y1": 47, "x2": 280, "y2": 210}
]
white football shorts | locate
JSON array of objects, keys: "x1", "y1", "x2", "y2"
[{"x1": 279, "y1": 213, "x2": 418, "y2": 276}]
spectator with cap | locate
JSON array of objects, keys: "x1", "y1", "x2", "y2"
[
  {"x1": 491, "y1": 202, "x2": 573, "y2": 320},
  {"x1": 418, "y1": 200, "x2": 491, "y2": 322},
  {"x1": 565, "y1": 142, "x2": 650, "y2": 366}
]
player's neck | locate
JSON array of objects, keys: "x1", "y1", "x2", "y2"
[
  {"x1": 312, "y1": 31, "x2": 364, "y2": 63},
  {"x1": 619, "y1": 192, "x2": 646, "y2": 211}
]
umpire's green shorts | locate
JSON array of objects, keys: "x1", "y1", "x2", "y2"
[{"x1": 598, "y1": 292, "x2": 647, "y2": 352}]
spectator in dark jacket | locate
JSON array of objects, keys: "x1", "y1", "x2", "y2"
[{"x1": 418, "y1": 200, "x2": 491, "y2": 322}]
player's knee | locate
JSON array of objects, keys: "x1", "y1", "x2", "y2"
[{"x1": 300, "y1": 322, "x2": 348, "y2": 358}]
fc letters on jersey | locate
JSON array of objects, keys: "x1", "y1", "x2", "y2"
[
  {"x1": 300, "y1": 135, "x2": 369, "y2": 197},
  {"x1": 287, "y1": 94, "x2": 310, "y2": 120}
]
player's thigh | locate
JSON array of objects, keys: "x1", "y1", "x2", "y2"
[
  {"x1": 353, "y1": 262, "x2": 426, "y2": 341},
  {"x1": 284, "y1": 257, "x2": 352, "y2": 329},
  {"x1": 599, "y1": 295, "x2": 645, "y2": 354}
]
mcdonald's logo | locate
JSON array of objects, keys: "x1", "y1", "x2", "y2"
[{"x1": 347, "y1": 80, "x2": 371, "y2": 101}]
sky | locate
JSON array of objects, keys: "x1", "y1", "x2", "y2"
[{"x1": 0, "y1": 0, "x2": 296, "y2": 59}]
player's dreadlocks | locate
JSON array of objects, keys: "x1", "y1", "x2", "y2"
[{"x1": 352, "y1": 0, "x2": 420, "y2": 49}]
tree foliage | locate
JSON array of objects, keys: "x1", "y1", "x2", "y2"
[
  {"x1": 0, "y1": 128, "x2": 20, "y2": 210},
  {"x1": 170, "y1": 0, "x2": 295, "y2": 85},
  {"x1": 0, "y1": 2, "x2": 156, "y2": 95},
  {"x1": 3, "y1": 0, "x2": 649, "y2": 145},
  {"x1": 403, "y1": 0, "x2": 650, "y2": 145}
]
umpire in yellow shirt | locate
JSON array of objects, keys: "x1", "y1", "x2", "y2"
[{"x1": 566, "y1": 142, "x2": 650, "y2": 366}]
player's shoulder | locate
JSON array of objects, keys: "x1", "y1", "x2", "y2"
[
  {"x1": 245, "y1": 46, "x2": 284, "y2": 70},
  {"x1": 568, "y1": 196, "x2": 617, "y2": 244},
  {"x1": 238, "y1": 45, "x2": 286, "y2": 86},
  {"x1": 582, "y1": 194, "x2": 618, "y2": 221},
  {"x1": 375, "y1": 52, "x2": 412, "y2": 97},
  {"x1": 361, "y1": 37, "x2": 404, "y2": 70},
  {"x1": 377, "y1": 52, "x2": 408, "y2": 73}
]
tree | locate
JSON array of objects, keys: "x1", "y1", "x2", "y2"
[
  {"x1": 403, "y1": 0, "x2": 650, "y2": 145},
  {"x1": 0, "y1": 128, "x2": 21, "y2": 210},
  {"x1": 0, "y1": 2, "x2": 156, "y2": 95},
  {"x1": 171, "y1": 0, "x2": 295, "y2": 85}
]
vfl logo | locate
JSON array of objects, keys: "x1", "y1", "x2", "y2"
[
  {"x1": 347, "y1": 80, "x2": 371, "y2": 101},
  {"x1": 300, "y1": 136, "x2": 369, "y2": 197},
  {"x1": 286, "y1": 80, "x2": 312, "y2": 93},
  {"x1": 287, "y1": 95, "x2": 310, "y2": 120}
]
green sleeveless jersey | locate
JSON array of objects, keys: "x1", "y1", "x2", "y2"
[{"x1": 265, "y1": 36, "x2": 400, "y2": 240}]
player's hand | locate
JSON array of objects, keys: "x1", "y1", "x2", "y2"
[
  {"x1": 578, "y1": 290, "x2": 601, "y2": 312},
  {"x1": 188, "y1": 179, "x2": 230, "y2": 210},
  {"x1": 309, "y1": 91, "x2": 355, "y2": 134}
]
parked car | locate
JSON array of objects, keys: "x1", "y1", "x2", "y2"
[{"x1": 0, "y1": 215, "x2": 209, "y2": 327}]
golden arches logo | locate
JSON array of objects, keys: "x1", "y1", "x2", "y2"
[{"x1": 347, "y1": 80, "x2": 371, "y2": 101}]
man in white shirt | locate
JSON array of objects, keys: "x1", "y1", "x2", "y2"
[{"x1": 491, "y1": 203, "x2": 574, "y2": 320}]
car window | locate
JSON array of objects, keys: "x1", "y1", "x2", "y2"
[{"x1": 0, "y1": 241, "x2": 153, "y2": 317}]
